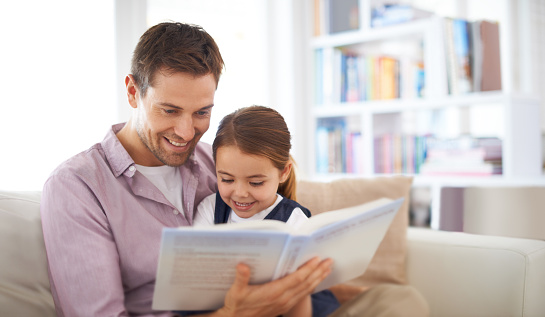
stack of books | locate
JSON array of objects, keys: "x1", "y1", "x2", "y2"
[{"x1": 419, "y1": 136, "x2": 502, "y2": 176}]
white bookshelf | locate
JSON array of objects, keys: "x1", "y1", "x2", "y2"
[{"x1": 303, "y1": 0, "x2": 543, "y2": 229}]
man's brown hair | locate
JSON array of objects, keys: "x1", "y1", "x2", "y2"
[{"x1": 131, "y1": 22, "x2": 224, "y2": 96}]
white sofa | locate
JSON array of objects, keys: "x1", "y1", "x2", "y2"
[{"x1": 1, "y1": 189, "x2": 545, "y2": 317}]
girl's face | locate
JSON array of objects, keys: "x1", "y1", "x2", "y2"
[{"x1": 215, "y1": 145, "x2": 291, "y2": 219}]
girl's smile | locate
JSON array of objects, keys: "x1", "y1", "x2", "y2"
[{"x1": 216, "y1": 145, "x2": 291, "y2": 218}]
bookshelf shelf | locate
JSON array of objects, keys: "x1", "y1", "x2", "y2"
[
  {"x1": 312, "y1": 92, "x2": 538, "y2": 116},
  {"x1": 303, "y1": 0, "x2": 543, "y2": 229},
  {"x1": 311, "y1": 18, "x2": 430, "y2": 48}
]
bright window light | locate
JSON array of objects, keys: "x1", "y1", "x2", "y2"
[{"x1": 0, "y1": 0, "x2": 116, "y2": 190}]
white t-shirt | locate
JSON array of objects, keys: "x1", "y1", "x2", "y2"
[
  {"x1": 135, "y1": 164, "x2": 184, "y2": 213},
  {"x1": 194, "y1": 193, "x2": 309, "y2": 228}
]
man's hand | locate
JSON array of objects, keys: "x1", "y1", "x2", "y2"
[{"x1": 216, "y1": 257, "x2": 333, "y2": 317}]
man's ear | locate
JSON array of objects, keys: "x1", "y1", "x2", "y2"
[
  {"x1": 125, "y1": 75, "x2": 139, "y2": 109},
  {"x1": 280, "y1": 162, "x2": 292, "y2": 183}
]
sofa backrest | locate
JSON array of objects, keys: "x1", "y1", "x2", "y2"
[
  {"x1": 0, "y1": 190, "x2": 56, "y2": 317},
  {"x1": 296, "y1": 176, "x2": 413, "y2": 303}
]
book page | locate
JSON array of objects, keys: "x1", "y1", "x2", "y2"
[
  {"x1": 295, "y1": 198, "x2": 404, "y2": 291},
  {"x1": 152, "y1": 228, "x2": 290, "y2": 311},
  {"x1": 203, "y1": 218, "x2": 295, "y2": 233},
  {"x1": 300, "y1": 197, "x2": 394, "y2": 234}
]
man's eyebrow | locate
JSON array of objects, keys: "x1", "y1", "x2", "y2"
[{"x1": 158, "y1": 103, "x2": 214, "y2": 111}]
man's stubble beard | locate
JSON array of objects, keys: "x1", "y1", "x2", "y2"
[{"x1": 136, "y1": 127, "x2": 199, "y2": 167}]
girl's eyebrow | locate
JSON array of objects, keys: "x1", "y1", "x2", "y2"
[
  {"x1": 217, "y1": 170, "x2": 232, "y2": 176},
  {"x1": 217, "y1": 170, "x2": 266, "y2": 178}
]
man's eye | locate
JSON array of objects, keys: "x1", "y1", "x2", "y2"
[
  {"x1": 250, "y1": 182, "x2": 264, "y2": 187},
  {"x1": 196, "y1": 110, "x2": 211, "y2": 117},
  {"x1": 221, "y1": 179, "x2": 234, "y2": 184},
  {"x1": 163, "y1": 109, "x2": 176, "y2": 114}
]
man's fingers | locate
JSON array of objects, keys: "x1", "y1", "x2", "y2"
[
  {"x1": 278, "y1": 257, "x2": 333, "y2": 299},
  {"x1": 232, "y1": 263, "x2": 251, "y2": 290},
  {"x1": 299, "y1": 257, "x2": 333, "y2": 280}
]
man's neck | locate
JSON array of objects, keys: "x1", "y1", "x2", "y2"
[{"x1": 116, "y1": 120, "x2": 163, "y2": 167}]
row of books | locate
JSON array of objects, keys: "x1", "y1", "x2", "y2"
[
  {"x1": 419, "y1": 136, "x2": 502, "y2": 176},
  {"x1": 371, "y1": 4, "x2": 433, "y2": 28},
  {"x1": 373, "y1": 134, "x2": 429, "y2": 174},
  {"x1": 314, "y1": 48, "x2": 425, "y2": 104},
  {"x1": 315, "y1": 118, "x2": 364, "y2": 174},
  {"x1": 444, "y1": 18, "x2": 502, "y2": 94},
  {"x1": 314, "y1": 1, "x2": 433, "y2": 35},
  {"x1": 317, "y1": 125, "x2": 503, "y2": 176},
  {"x1": 313, "y1": 18, "x2": 501, "y2": 102}
]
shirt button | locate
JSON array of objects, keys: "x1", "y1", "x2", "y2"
[
  {"x1": 173, "y1": 209, "x2": 179, "y2": 215},
  {"x1": 129, "y1": 166, "x2": 136, "y2": 172}
]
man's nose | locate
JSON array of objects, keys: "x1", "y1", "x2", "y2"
[{"x1": 174, "y1": 115, "x2": 195, "y2": 141}]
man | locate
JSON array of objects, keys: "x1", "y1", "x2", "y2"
[
  {"x1": 41, "y1": 22, "x2": 331, "y2": 317},
  {"x1": 41, "y1": 22, "x2": 428, "y2": 317}
]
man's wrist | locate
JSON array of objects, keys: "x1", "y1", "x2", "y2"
[{"x1": 214, "y1": 307, "x2": 235, "y2": 317}]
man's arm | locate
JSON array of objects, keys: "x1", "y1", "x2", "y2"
[
  {"x1": 41, "y1": 175, "x2": 125, "y2": 316},
  {"x1": 41, "y1": 174, "x2": 177, "y2": 317},
  {"x1": 197, "y1": 257, "x2": 333, "y2": 317}
]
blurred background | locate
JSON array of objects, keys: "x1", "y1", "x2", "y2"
[{"x1": 1, "y1": 0, "x2": 544, "y2": 203}]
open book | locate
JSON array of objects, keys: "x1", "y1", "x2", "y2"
[{"x1": 152, "y1": 197, "x2": 404, "y2": 311}]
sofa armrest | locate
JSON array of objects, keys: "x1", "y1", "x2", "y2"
[{"x1": 406, "y1": 227, "x2": 545, "y2": 317}]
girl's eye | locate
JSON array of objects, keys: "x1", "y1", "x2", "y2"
[
  {"x1": 250, "y1": 182, "x2": 264, "y2": 187},
  {"x1": 221, "y1": 179, "x2": 234, "y2": 184}
]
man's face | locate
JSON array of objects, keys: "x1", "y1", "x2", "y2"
[{"x1": 128, "y1": 71, "x2": 216, "y2": 167}]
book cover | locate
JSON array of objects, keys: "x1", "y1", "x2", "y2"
[
  {"x1": 371, "y1": 4, "x2": 433, "y2": 28},
  {"x1": 328, "y1": 0, "x2": 359, "y2": 34},
  {"x1": 479, "y1": 21, "x2": 502, "y2": 91},
  {"x1": 316, "y1": 125, "x2": 330, "y2": 174},
  {"x1": 452, "y1": 18, "x2": 473, "y2": 94}
]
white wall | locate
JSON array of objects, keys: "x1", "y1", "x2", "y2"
[
  {"x1": 0, "y1": 0, "x2": 291, "y2": 190},
  {"x1": 0, "y1": 0, "x2": 117, "y2": 190}
]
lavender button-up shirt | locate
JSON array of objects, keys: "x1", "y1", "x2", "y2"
[{"x1": 41, "y1": 123, "x2": 217, "y2": 316}]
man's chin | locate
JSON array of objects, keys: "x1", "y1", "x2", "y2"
[
  {"x1": 157, "y1": 148, "x2": 195, "y2": 167},
  {"x1": 155, "y1": 138, "x2": 199, "y2": 166},
  {"x1": 160, "y1": 155, "x2": 191, "y2": 167}
]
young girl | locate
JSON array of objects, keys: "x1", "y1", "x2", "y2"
[{"x1": 194, "y1": 105, "x2": 339, "y2": 317}]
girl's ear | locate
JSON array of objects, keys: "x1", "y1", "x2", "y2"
[{"x1": 279, "y1": 162, "x2": 292, "y2": 183}]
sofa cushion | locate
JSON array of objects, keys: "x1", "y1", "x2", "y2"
[
  {"x1": 407, "y1": 227, "x2": 545, "y2": 317},
  {"x1": 296, "y1": 176, "x2": 412, "y2": 303},
  {"x1": 0, "y1": 191, "x2": 56, "y2": 317}
]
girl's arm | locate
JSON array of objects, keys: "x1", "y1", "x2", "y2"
[{"x1": 193, "y1": 193, "x2": 217, "y2": 226}]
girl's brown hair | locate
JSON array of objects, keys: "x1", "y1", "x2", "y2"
[{"x1": 213, "y1": 106, "x2": 298, "y2": 201}]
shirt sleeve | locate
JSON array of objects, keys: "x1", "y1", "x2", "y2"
[
  {"x1": 192, "y1": 193, "x2": 216, "y2": 227},
  {"x1": 41, "y1": 174, "x2": 174, "y2": 317},
  {"x1": 285, "y1": 207, "x2": 310, "y2": 229}
]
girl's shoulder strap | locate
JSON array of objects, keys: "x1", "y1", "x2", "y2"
[{"x1": 214, "y1": 192, "x2": 231, "y2": 224}]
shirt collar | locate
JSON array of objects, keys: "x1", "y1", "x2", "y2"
[{"x1": 102, "y1": 123, "x2": 136, "y2": 178}]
